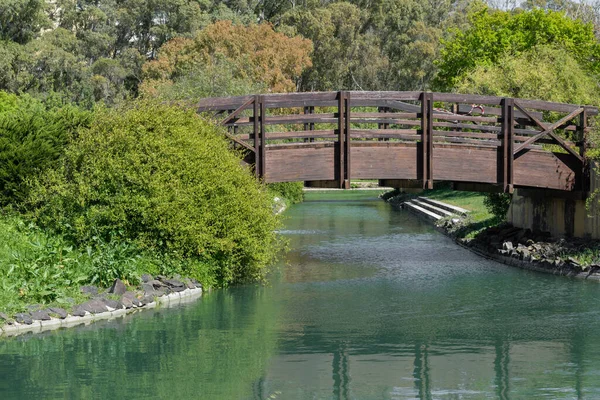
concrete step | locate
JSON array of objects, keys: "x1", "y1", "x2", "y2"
[
  {"x1": 404, "y1": 201, "x2": 443, "y2": 221},
  {"x1": 411, "y1": 199, "x2": 455, "y2": 218},
  {"x1": 417, "y1": 196, "x2": 469, "y2": 217}
]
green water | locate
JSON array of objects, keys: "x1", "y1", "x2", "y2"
[{"x1": 3, "y1": 191, "x2": 600, "y2": 399}]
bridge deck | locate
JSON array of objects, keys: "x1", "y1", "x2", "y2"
[{"x1": 197, "y1": 91, "x2": 597, "y2": 193}]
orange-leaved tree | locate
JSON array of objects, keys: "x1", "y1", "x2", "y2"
[{"x1": 141, "y1": 21, "x2": 313, "y2": 98}]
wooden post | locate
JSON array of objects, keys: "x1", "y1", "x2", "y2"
[
  {"x1": 338, "y1": 91, "x2": 349, "y2": 189},
  {"x1": 260, "y1": 96, "x2": 266, "y2": 179},
  {"x1": 253, "y1": 96, "x2": 260, "y2": 178},
  {"x1": 420, "y1": 92, "x2": 433, "y2": 189},
  {"x1": 579, "y1": 106, "x2": 588, "y2": 192},
  {"x1": 501, "y1": 98, "x2": 514, "y2": 193},
  {"x1": 344, "y1": 91, "x2": 351, "y2": 189},
  {"x1": 303, "y1": 106, "x2": 315, "y2": 143}
]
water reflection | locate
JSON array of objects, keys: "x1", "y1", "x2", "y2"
[{"x1": 2, "y1": 191, "x2": 600, "y2": 399}]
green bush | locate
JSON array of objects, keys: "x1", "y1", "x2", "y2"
[
  {"x1": 483, "y1": 193, "x2": 512, "y2": 222},
  {"x1": 268, "y1": 182, "x2": 304, "y2": 204},
  {"x1": 0, "y1": 91, "x2": 92, "y2": 206},
  {"x1": 0, "y1": 211, "x2": 213, "y2": 313},
  {"x1": 28, "y1": 101, "x2": 282, "y2": 286}
]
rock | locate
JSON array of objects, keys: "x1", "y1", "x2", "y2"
[
  {"x1": 183, "y1": 278, "x2": 195, "y2": 290},
  {"x1": 141, "y1": 274, "x2": 153, "y2": 283},
  {"x1": 80, "y1": 299, "x2": 109, "y2": 314},
  {"x1": 71, "y1": 306, "x2": 87, "y2": 317},
  {"x1": 0, "y1": 312, "x2": 13, "y2": 324},
  {"x1": 141, "y1": 283, "x2": 154, "y2": 293},
  {"x1": 140, "y1": 293, "x2": 156, "y2": 305},
  {"x1": 27, "y1": 304, "x2": 43, "y2": 312},
  {"x1": 99, "y1": 298, "x2": 122, "y2": 310},
  {"x1": 108, "y1": 279, "x2": 127, "y2": 295},
  {"x1": 568, "y1": 257, "x2": 581, "y2": 268},
  {"x1": 48, "y1": 307, "x2": 68, "y2": 319},
  {"x1": 502, "y1": 241, "x2": 514, "y2": 251},
  {"x1": 191, "y1": 279, "x2": 203, "y2": 289},
  {"x1": 30, "y1": 310, "x2": 51, "y2": 321},
  {"x1": 120, "y1": 296, "x2": 134, "y2": 309},
  {"x1": 80, "y1": 285, "x2": 99, "y2": 296},
  {"x1": 163, "y1": 279, "x2": 185, "y2": 292},
  {"x1": 149, "y1": 279, "x2": 165, "y2": 290},
  {"x1": 15, "y1": 313, "x2": 33, "y2": 325}
]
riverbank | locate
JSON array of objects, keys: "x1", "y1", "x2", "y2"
[
  {"x1": 0, "y1": 277, "x2": 203, "y2": 338},
  {"x1": 384, "y1": 189, "x2": 600, "y2": 280}
]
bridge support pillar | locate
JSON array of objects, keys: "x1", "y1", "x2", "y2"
[{"x1": 507, "y1": 162, "x2": 600, "y2": 239}]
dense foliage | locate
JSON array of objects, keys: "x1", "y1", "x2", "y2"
[
  {"x1": 28, "y1": 102, "x2": 282, "y2": 286},
  {"x1": 0, "y1": 92, "x2": 92, "y2": 206},
  {"x1": 434, "y1": 7, "x2": 600, "y2": 90},
  {"x1": 141, "y1": 21, "x2": 313, "y2": 99},
  {"x1": 454, "y1": 45, "x2": 600, "y2": 105}
]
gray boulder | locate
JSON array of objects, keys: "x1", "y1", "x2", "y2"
[{"x1": 108, "y1": 279, "x2": 127, "y2": 295}]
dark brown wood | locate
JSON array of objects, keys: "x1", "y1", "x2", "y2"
[
  {"x1": 253, "y1": 95, "x2": 260, "y2": 178},
  {"x1": 345, "y1": 92, "x2": 351, "y2": 188},
  {"x1": 197, "y1": 91, "x2": 597, "y2": 192},
  {"x1": 513, "y1": 108, "x2": 583, "y2": 158},
  {"x1": 501, "y1": 98, "x2": 515, "y2": 193},
  {"x1": 421, "y1": 92, "x2": 434, "y2": 189},
  {"x1": 260, "y1": 96, "x2": 266, "y2": 179},
  {"x1": 220, "y1": 98, "x2": 254, "y2": 125},
  {"x1": 337, "y1": 91, "x2": 349, "y2": 188}
]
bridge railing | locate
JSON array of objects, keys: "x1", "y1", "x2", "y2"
[{"x1": 197, "y1": 92, "x2": 597, "y2": 192}]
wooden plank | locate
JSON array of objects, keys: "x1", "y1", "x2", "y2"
[
  {"x1": 260, "y1": 96, "x2": 266, "y2": 178},
  {"x1": 220, "y1": 97, "x2": 254, "y2": 125},
  {"x1": 266, "y1": 130, "x2": 336, "y2": 140},
  {"x1": 349, "y1": 91, "x2": 421, "y2": 101},
  {"x1": 433, "y1": 137, "x2": 500, "y2": 146},
  {"x1": 345, "y1": 92, "x2": 351, "y2": 188},
  {"x1": 501, "y1": 98, "x2": 515, "y2": 193},
  {"x1": 352, "y1": 112, "x2": 417, "y2": 119},
  {"x1": 351, "y1": 142, "x2": 418, "y2": 180},
  {"x1": 338, "y1": 91, "x2": 345, "y2": 189},
  {"x1": 432, "y1": 130, "x2": 498, "y2": 139},
  {"x1": 513, "y1": 108, "x2": 583, "y2": 155},
  {"x1": 432, "y1": 92, "x2": 504, "y2": 106},
  {"x1": 421, "y1": 92, "x2": 434, "y2": 189},
  {"x1": 265, "y1": 145, "x2": 336, "y2": 183},
  {"x1": 253, "y1": 95, "x2": 260, "y2": 178},
  {"x1": 432, "y1": 113, "x2": 498, "y2": 123}
]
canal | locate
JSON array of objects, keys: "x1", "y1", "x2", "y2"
[{"x1": 2, "y1": 191, "x2": 600, "y2": 399}]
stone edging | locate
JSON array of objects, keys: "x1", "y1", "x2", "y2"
[
  {"x1": 384, "y1": 194, "x2": 600, "y2": 281},
  {"x1": 0, "y1": 287, "x2": 203, "y2": 338},
  {"x1": 449, "y1": 232, "x2": 600, "y2": 281}
]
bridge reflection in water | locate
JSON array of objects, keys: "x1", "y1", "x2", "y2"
[{"x1": 197, "y1": 91, "x2": 597, "y2": 196}]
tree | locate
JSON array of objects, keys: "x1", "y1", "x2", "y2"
[
  {"x1": 434, "y1": 7, "x2": 600, "y2": 90},
  {"x1": 0, "y1": 0, "x2": 50, "y2": 44},
  {"x1": 281, "y1": 2, "x2": 388, "y2": 91},
  {"x1": 454, "y1": 44, "x2": 600, "y2": 105},
  {"x1": 141, "y1": 21, "x2": 313, "y2": 96}
]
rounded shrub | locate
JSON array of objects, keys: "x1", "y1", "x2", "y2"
[
  {"x1": 28, "y1": 101, "x2": 282, "y2": 286},
  {"x1": 0, "y1": 91, "x2": 92, "y2": 206}
]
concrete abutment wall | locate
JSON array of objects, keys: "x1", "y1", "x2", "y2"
[{"x1": 507, "y1": 163, "x2": 600, "y2": 239}]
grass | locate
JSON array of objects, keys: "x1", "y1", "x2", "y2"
[
  {"x1": 0, "y1": 211, "x2": 207, "y2": 316},
  {"x1": 421, "y1": 188, "x2": 491, "y2": 223}
]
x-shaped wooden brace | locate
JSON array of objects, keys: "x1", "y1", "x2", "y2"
[
  {"x1": 512, "y1": 102, "x2": 584, "y2": 164},
  {"x1": 218, "y1": 97, "x2": 257, "y2": 153}
]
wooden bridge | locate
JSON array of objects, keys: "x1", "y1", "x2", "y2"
[{"x1": 196, "y1": 91, "x2": 597, "y2": 195}]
